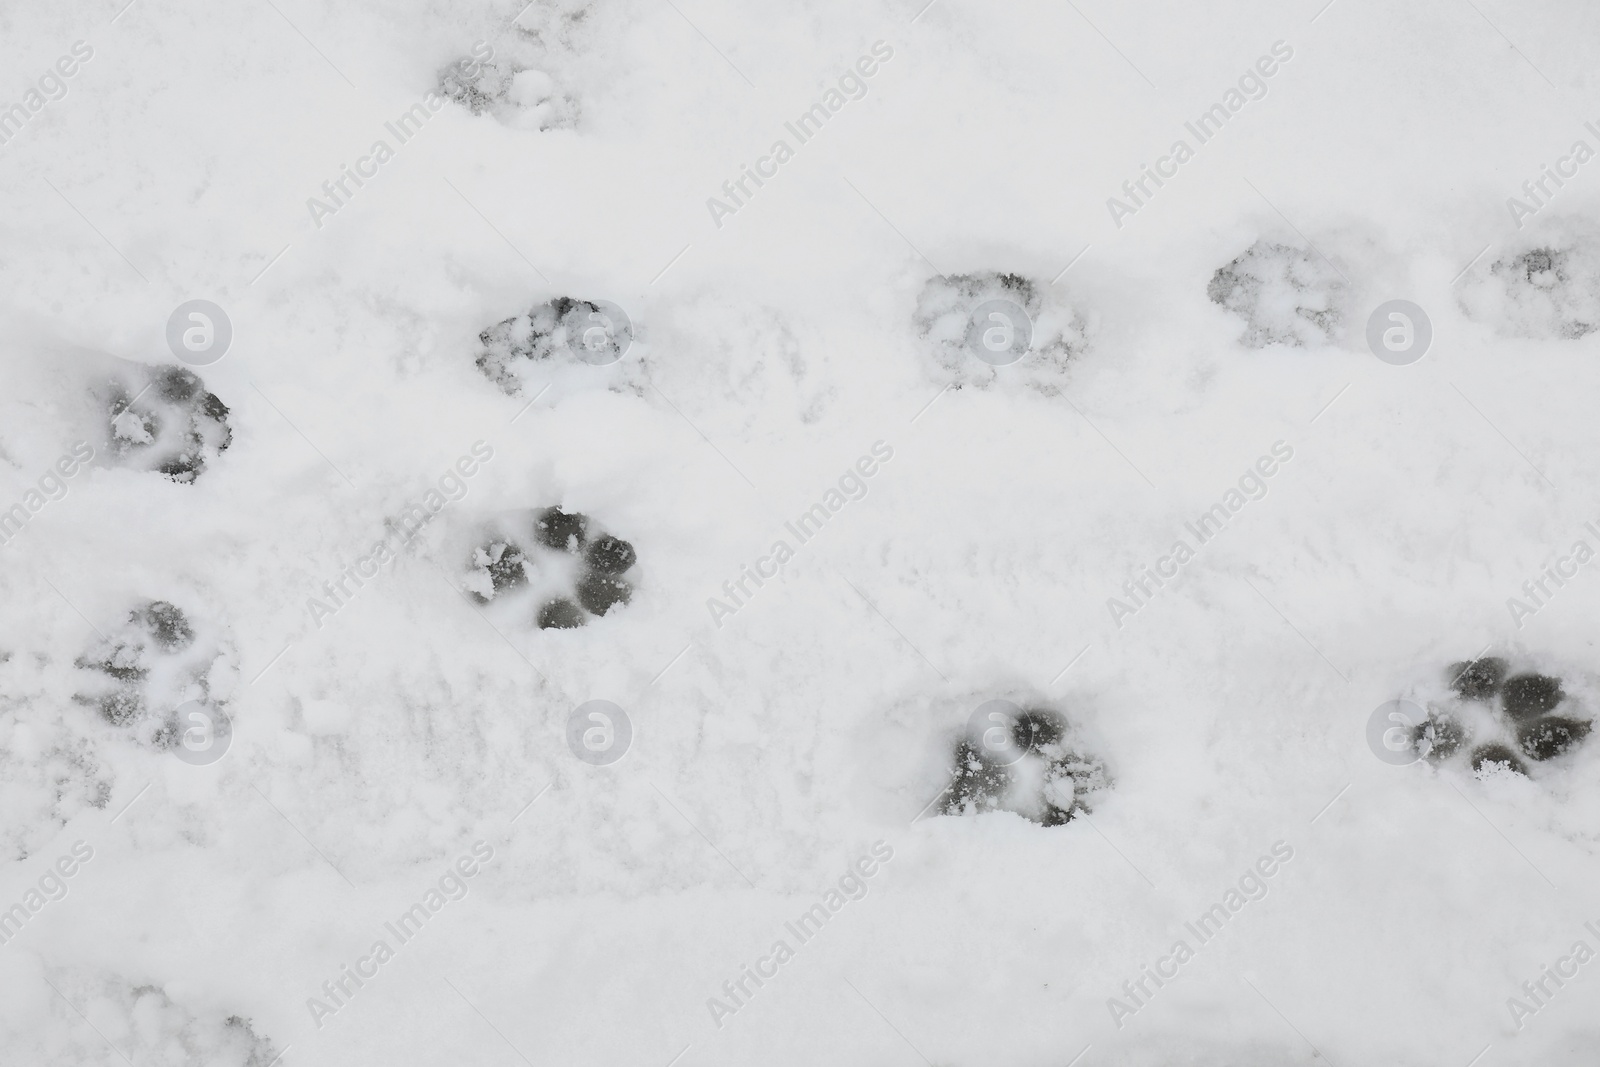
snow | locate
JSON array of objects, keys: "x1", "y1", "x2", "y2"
[{"x1": 4, "y1": 0, "x2": 1600, "y2": 1063}]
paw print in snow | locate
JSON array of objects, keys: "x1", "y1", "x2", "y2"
[
  {"x1": 1208, "y1": 240, "x2": 1347, "y2": 348},
  {"x1": 938, "y1": 701, "x2": 1109, "y2": 826},
  {"x1": 465, "y1": 507, "x2": 639, "y2": 630},
  {"x1": 1411, "y1": 656, "x2": 1593, "y2": 777},
  {"x1": 475, "y1": 297, "x2": 638, "y2": 397},
  {"x1": 100, "y1": 364, "x2": 232, "y2": 483},
  {"x1": 913, "y1": 271, "x2": 1088, "y2": 394},
  {"x1": 1459, "y1": 242, "x2": 1600, "y2": 340},
  {"x1": 439, "y1": 45, "x2": 577, "y2": 130},
  {"x1": 73, "y1": 601, "x2": 234, "y2": 749}
]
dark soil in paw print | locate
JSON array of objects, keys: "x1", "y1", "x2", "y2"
[
  {"x1": 475, "y1": 297, "x2": 631, "y2": 395},
  {"x1": 1518, "y1": 716, "x2": 1591, "y2": 761},
  {"x1": 465, "y1": 508, "x2": 640, "y2": 630},
  {"x1": 100, "y1": 363, "x2": 232, "y2": 483},
  {"x1": 585, "y1": 534, "x2": 636, "y2": 574},
  {"x1": 535, "y1": 506, "x2": 589, "y2": 552},
  {"x1": 1501, "y1": 674, "x2": 1564, "y2": 720},
  {"x1": 576, "y1": 571, "x2": 631, "y2": 616},
  {"x1": 1208, "y1": 240, "x2": 1346, "y2": 348},
  {"x1": 938, "y1": 704, "x2": 1108, "y2": 826},
  {"x1": 1449, "y1": 656, "x2": 1507, "y2": 701},
  {"x1": 537, "y1": 598, "x2": 586, "y2": 630},
  {"x1": 73, "y1": 600, "x2": 231, "y2": 747},
  {"x1": 1416, "y1": 710, "x2": 1467, "y2": 761}
]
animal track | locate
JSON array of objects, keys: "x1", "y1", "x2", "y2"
[
  {"x1": 73, "y1": 601, "x2": 233, "y2": 748},
  {"x1": 912, "y1": 271, "x2": 1088, "y2": 393},
  {"x1": 938, "y1": 702, "x2": 1109, "y2": 826},
  {"x1": 1415, "y1": 656, "x2": 1593, "y2": 776},
  {"x1": 99, "y1": 363, "x2": 232, "y2": 483},
  {"x1": 1208, "y1": 240, "x2": 1346, "y2": 348},
  {"x1": 1459, "y1": 242, "x2": 1600, "y2": 340},
  {"x1": 465, "y1": 507, "x2": 639, "y2": 630},
  {"x1": 475, "y1": 297, "x2": 636, "y2": 396},
  {"x1": 439, "y1": 45, "x2": 576, "y2": 130}
]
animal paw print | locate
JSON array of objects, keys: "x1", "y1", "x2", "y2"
[
  {"x1": 465, "y1": 507, "x2": 639, "y2": 630},
  {"x1": 439, "y1": 47, "x2": 576, "y2": 130},
  {"x1": 1458, "y1": 243, "x2": 1600, "y2": 340},
  {"x1": 73, "y1": 601, "x2": 233, "y2": 748},
  {"x1": 475, "y1": 297, "x2": 635, "y2": 396},
  {"x1": 100, "y1": 363, "x2": 232, "y2": 483},
  {"x1": 1208, "y1": 240, "x2": 1346, "y2": 348},
  {"x1": 912, "y1": 271, "x2": 1088, "y2": 393},
  {"x1": 1416, "y1": 656, "x2": 1592, "y2": 776},
  {"x1": 939, "y1": 702, "x2": 1109, "y2": 826}
]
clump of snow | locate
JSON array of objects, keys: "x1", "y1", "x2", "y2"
[
  {"x1": 912, "y1": 271, "x2": 1088, "y2": 393},
  {"x1": 1459, "y1": 235, "x2": 1600, "y2": 339},
  {"x1": 1207, "y1": 240, "x2": 1347, "y2": 348}
]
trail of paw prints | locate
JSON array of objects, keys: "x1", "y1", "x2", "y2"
[
  {"x1": 1208, "y1": 239, "x2": 1347, "y2": 348},
  {"x1": 97, "y1": 363, "x2": 232, "y2": 483},
  {"x1": 73, "y1": 601, "x2": 236, "y2": 762},
  {"x1": 931, "y1": 699, "x2": 1110, "y2": 826},
  {"x1": 1377, "y1": 656, "x2": 1594, "y2": 778},
  {"x1": 464, "y1": 506, "x2": 640, "y2": 631},
  {"x1": 912, "y1": 271, "x2": 1088, "y2": 393}
]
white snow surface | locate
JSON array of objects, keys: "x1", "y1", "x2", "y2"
[{"x1": 4, "y1": 0, "x2": 1600, "y2": 1064}]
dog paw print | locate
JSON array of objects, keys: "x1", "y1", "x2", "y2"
[
  {"x1": 440, "y1": 47, "x2": 577, "y2": 130},
  {"x1": 465, "y1": 507, "x2": 639, "y2": 630},
  {"x1": 475, "y1": 297, "x2": 636, "y2": 397},
  {"x1": 938, "y1": 702, "x2": 1109, "y2": 826},
  {"x1": 1458, "y1": 243, "x2": 1600, "y2": 340},
  {"x1": 913, "y1": 271, "x2": 1088, "y2": 393},
  {"x1": 1208, "y1": 240, "x2": 1346, "y2": 348},
  {"x1": 1415, "y1": 656, "x2": 1592, "y2": 777},
  {"x1": 100, "y1": 364, "x2": 232, "y2": 483},
  {"x1": 73, "y1": 601, "x2": 234, "y2": 749}
]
